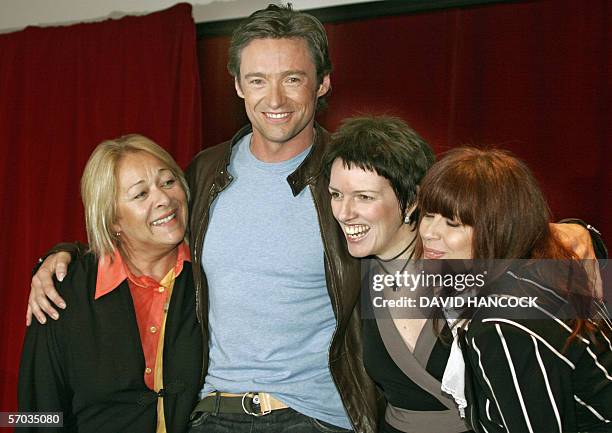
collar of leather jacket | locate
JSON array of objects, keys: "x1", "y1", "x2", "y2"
[{"x1": 215, "y1": 123, "x2": 330, "y2": 196}]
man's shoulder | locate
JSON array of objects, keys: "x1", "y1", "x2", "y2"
[
  {"x1": 185, "y1": 140, "x2": 233, "y2": 188},
  {"x1": 187, "y1": 125, "x2": 252, "y2": 175},
  {"x1": 190, "y1": 140, "x2": 232, "y2": 169}
]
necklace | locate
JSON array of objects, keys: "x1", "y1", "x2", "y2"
[
  {"x1": 376, "y1": 233, "x2": 417, "y2": 262},
  {"x1": 374, "y1": 234, "x2": 417, "y2": 292}
]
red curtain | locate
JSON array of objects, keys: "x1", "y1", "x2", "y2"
[
  {"x1": 0, "y1": 3, "x2": 202, "y2": 412},
  {"x1": 199, "y1": 0, "x2": 610, "y2": 230}
]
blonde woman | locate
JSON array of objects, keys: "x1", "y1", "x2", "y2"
[{"x1": 19, "y1": 135, "x2": 202, "y2": 433}]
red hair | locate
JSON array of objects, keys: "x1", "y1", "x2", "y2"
[{"x1": 417, "y1": 147, "x2": 601, "y2": 345}]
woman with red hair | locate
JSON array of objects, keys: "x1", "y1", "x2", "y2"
[{"x1": 418, "y1": 147, "x2": 611, "y2": 433}]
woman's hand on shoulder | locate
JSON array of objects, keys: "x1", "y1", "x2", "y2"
[{"x1": 550, "y1": 223, "x2": 595, "y2": 259}]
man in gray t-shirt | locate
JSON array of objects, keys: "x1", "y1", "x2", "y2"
[
  {"x1": 27, "y1": 5, "x2": 379, "y2": 432},
  {"x1": 181, "y1": 5, "x2": 379, "y2": 431}
]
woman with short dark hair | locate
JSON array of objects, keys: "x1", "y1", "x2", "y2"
[
  {"x1": 326, "y1": 117, "x2": 607, "y2": 433},
  {"x1": 326, "y1": 116, "x2": 472, "y2": 433}
]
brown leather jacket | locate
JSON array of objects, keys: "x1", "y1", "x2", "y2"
[{"x1": 185, "y1": 124, "x2": 379, "y2": 433}]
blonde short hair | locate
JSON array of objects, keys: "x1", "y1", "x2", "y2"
[{"x1": 80, "y1": 134, "x2": 189, "y2": 258}]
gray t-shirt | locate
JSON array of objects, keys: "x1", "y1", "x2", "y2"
[{"x1": 201, "y1": 134, "x2": 350, "y2": 428}]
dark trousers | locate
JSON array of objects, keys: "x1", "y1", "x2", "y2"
[{"x1": 187, "y1": 407, "x2": 353, "y2": 433}]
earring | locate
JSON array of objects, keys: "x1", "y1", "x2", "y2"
[
  {"x1": 115, "y1": 231, "x2": 121, "y2": 237},
  {"x1": 404, "y1": 206, "x2": 419, "y2": 226}
]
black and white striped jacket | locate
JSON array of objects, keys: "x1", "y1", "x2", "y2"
[{"x1": 461, "y1": 268, "x2": 612, "y2": 433}]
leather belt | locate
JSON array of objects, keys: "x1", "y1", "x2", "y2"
[{"x1": 193, "y1": 392, "x2": 288, "y2": 417}]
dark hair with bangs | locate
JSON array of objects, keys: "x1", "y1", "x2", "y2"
[
  {"x1": 323, "y1": 115, "x2": 435, "y2": 217},
  {"x1": 417, "y1": 147, "x2": 555, "y2": 259},
  {"x1": 417, "y1": 147, "x2": 601, "y2": 346}
]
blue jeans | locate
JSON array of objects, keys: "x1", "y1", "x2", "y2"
[{"x1": 187, "y1": 407, "x2": 353, "y2": 433}]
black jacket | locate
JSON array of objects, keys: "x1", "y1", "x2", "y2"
[
  {"x1": 185, "y1": 124, "x2": 379, "y2": 433},
  {"x1": 19, "y1": 254, "x2": 203, "y2": 433},
  {"x1": 461, "y1": 269, "x2": 612, "y2": 433}
]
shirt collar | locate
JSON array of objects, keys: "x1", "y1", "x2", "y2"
[{"x1": 95, "y1": 241, "x2": 191, "y2": 300}]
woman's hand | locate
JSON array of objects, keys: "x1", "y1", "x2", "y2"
[{"x1": 551, "y1": 223, "x2": 595, "y2": 259}]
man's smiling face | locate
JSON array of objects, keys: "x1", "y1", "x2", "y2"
[{"x1": 235, "y1": 37, "x2": 330, "y2": 158}]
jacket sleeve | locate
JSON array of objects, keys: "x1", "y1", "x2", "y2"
[
  {"x1": 31, "y1": 242, "x2": 88, "y2": 275},
  {"x1": 18, "y1": 313, "x2": 72, "y2": 432},
  {"x1": 467, "y1": 320, "x2": 569, "y2": 433}
]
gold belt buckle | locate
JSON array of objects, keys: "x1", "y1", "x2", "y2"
[{"x1": 241, "y1": 392, "x2": 271, "y2": 416}]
